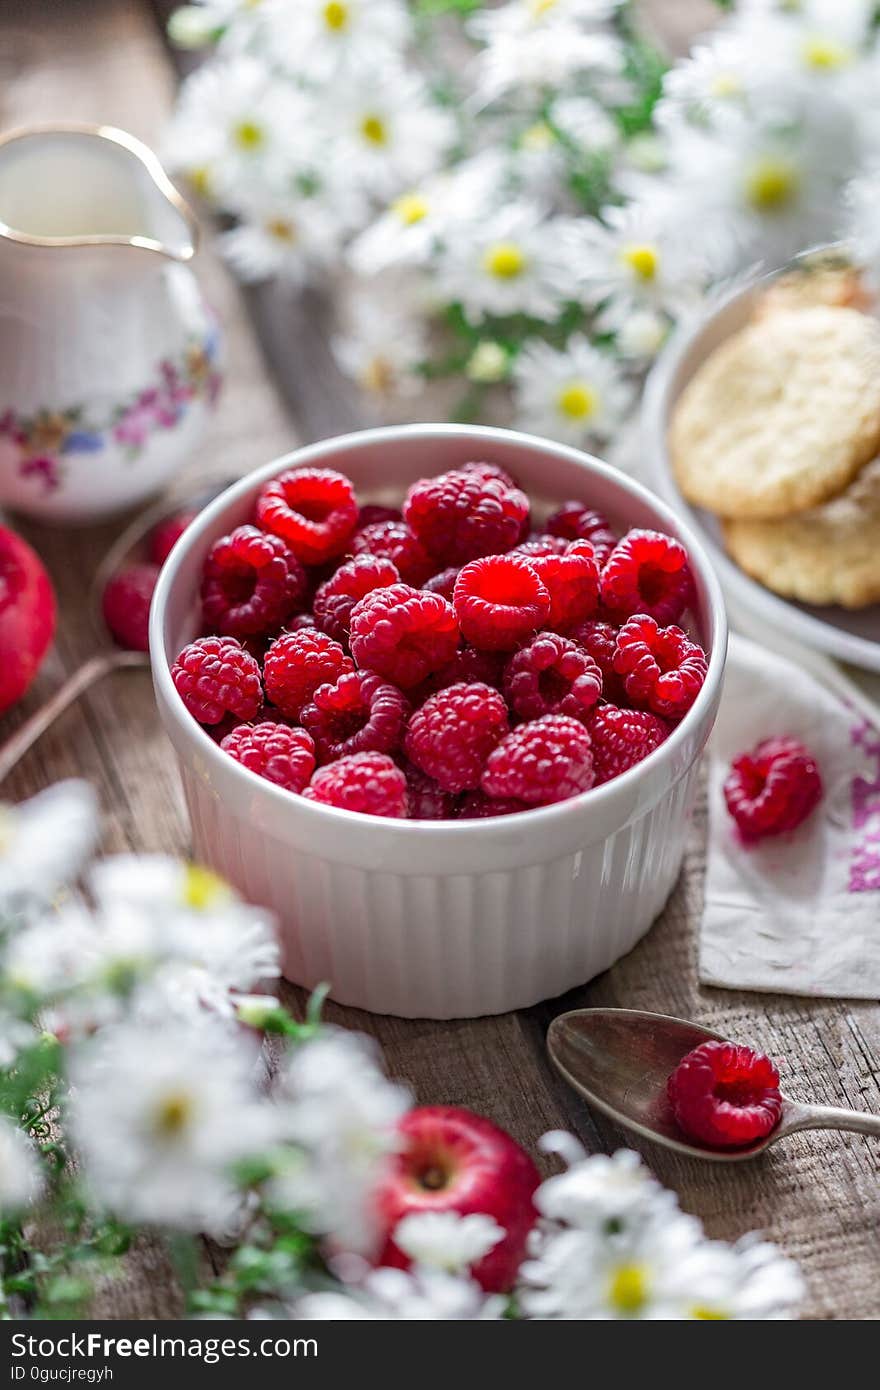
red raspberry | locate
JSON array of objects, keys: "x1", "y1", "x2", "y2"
[
  {"x1": 514, "y1": 535, "x2": 568, "y2": 559},
  {"x1": 546, "y1": 502, "x2": 616, "y2": 564},
  {"x1": 530, "y1": 540, "x2": 599, "y2": 630},
  {"x1": 220, "y1": 721, "x2": 315, "y2": 793},
  {"x1": 102, "y1": 563, "x2": 159, "y2": 652},
  {"x1": 416, "y1": 644, "x2": 504, "y2": 700},
  {"x1": 403, "y1": 469, "x2": 529, "y2": 565},
  {"x1": 256, "y1": 467, "x2": 358, "y2": 565},
  {"x1": 401, "y1": 760, "x2": 460, "y2": 820},
  {"x1": 600, "y1": 529, "x2": 693, "y2": 625},
  {"x1": 264, "y1": 629, "x2": 354, "y2": 720},
  {"x1": 349, "y1": 584, "x2": 459, "y2": 689},
  {"x1": 453, "y1": 554, "x2": 549, "y2": 651},
  {"x1": 357, "y1": 503, "x2": 401, "y2": 530},
  {"x1": 351, "y1": 521, "x2": 434, "y2": 587},
  {"x1": 303, "y1": 752, "x2": 408, "y2": 818},
  {"x1": 567, "y1": 618, "x2": 624, "y2": 702},
  {"x1": 457, "y1": 792, "x2": 526, "y2": 818},
  {"x1": 287, "y1": 613, "x2": 317, "y2": 631},
  {"x1": 171, "y1": 635, "x2": 262, "y2": 725},
  {"x1": 667, "y1": 1041, "x2": 783, "y2": 1150},
  {"x1": 503, "y1": 633, "x2": 602, "y2": 724},
  {"x1": 723, "y1": 736, "x2": 823, "y2": 843},
  {"x1": 312, "y1": 554, "x2": 400, "y2": 645},
  {"x1": 404, "y1": 682, "x2": 509, "y2": 793},
  {"x1": 301, "y1": 669, "x2": 408, "y2": 763},
  {"x1": 588, "y1": 704, "x2": 670, "y2": 785},
  {"x1": 422, "y1": 566, "x2": 460, "y2": 601},
  {"x1": 459, "y1": 459, "x2": 517, "y2": 488},
  {"x1": 613, "y1": 615, "x2": 707, "y2": 720},
  {"x1": 149, "y1": 511, "x2": 196, "y2": 566},
  {"x1": 482, "y1": 715, "x2": 594, "y2": 806},
  {"x1": 201, "y1": 525, "x2": 306, "y2": 639}
]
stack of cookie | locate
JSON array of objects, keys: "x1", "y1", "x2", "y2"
[{"x1": 670, "y1": 265, "x2": 880, "y2": 610}]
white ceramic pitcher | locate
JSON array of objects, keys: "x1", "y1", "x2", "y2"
[{"x1": 0, "y1": 123, "x2": 220, "y2": 523}]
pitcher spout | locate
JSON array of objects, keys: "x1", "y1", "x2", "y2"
[{"x1": 0, "y1": 123, "x2": 198, "y2": 262}]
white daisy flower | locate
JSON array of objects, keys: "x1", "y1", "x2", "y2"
[
  {"x1": 167, "y1": 1, "x2": 268, "y2": 49},
  {"x1": 435, "y1": 203, "x2": 579, "y2": 325},
  {"x1": 333, "y1": 280, "x2": 428, "y2": 398},
  {"x1": 270, "y1": 1027, "x2": 411, "y2": 1257},
  {"x1": 534, "y1": 1139, "x2": 677, "y2": 1233},
  {"x1": 657, "y1": 36, "x2": 756, "y2": 129},
  {"x1": 323, "y1": 67, "x2": 456, "y2": 201},
  {"x1": 512, "y1": 335, "x2": 631, "y2": 446},
  {"x1": 0, "y1": 782, "x2": 97, "y2": 915},
  {"x1": 349, "y1": 151, "x2": 508, "y2": 278},
  {"x1": 572, "y1": 200, "x2": 705, "y2": 322},
  {"x1": 165, "y1": 56, "x2": 315, "y2": 200},
  {"x1": 661, "y1": 113, "x2": 845, "y2": 275},
  {"x1": 69, "y1": 1018, "x2": 273, "y2": 1233},
  {"x1": 220, "y1": 191, "x2": 345, "y2": 285},
  {"x1": 0, "y1": 1117, "x2": 43, "y2": 1214},
  {"x1": 469, "y1": 0, "x2": 625, "y2": 107},
  {"x1": 393, "y1": 1211, "x2": 505, "y2": 1274},
  {"x1": 267, "y1": 0, "x2": 410, "y2": 81},
  {"x1": 297, "y1": 1265, "x2": 506, "y2": 1320}
]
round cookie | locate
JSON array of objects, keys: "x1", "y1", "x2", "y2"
[
  {"x1": 669, "y1": 306, "x2": 880, "y2": 520},
  {"x1": 723, "y1": 457, "x2": 880, "y2": 609},
  {"x1": 752, "y1": 262, "x2": 871, "y2": 322}
]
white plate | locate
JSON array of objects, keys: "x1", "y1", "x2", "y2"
[{"x1": 642, "y1": 254, "x2": 880, "y2": 675}]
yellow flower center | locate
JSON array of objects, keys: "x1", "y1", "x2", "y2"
[
  {"x1": 323, "y1": 1, "x2": 349, "y2": 30},
  {"x1": 530, "y1": 0, "x2": 558, "y2": 16},
  {"x1": 483, "y1": 241, "x2": 526, "y2": 279},
  {"x1": 188, "y1": 165, "x2": 213, "y2": 198},
  {"x1": 802, "y1": 34, "x2": 852, "y2": 70},
  {"x1": 233, "y1": 120, "x2": 264, "y2": 151},
  {"x1": 608, "y1": 1263, "x2": 648, "y2": 1315},
  {"x1": 620, "y1": 242, "x2": 660, "y2": 282},
  {"x1": 393, "y1": 193, "x2": 429, "y2": 226},
  {"x1": 154, "y1": 1091, "x2": 194, "y2": 1138},
  {"x1": 521, "y1": 121, "x2": 554, "y2": 152},
  {"x1": 266, "y1": 217, "x2": 297, "y2": 243},
  {"x1": 710, "y1": 72, "x2": 742, "y2": 98},
  {"x1": 744, "y1": 156, "x2": 800, "y2": 213},
  {"x1": 181, "y1": 864, "x2": 228, "y2": 912},
  {"x1": 556, "y1": 382, "x2": 598, "y2": 421},
  {"x1": 361, "y1": 356, "x2": 394, "y2": 394},
  {"x1": 692, "y1": 1306, "x2": 731, "y2": 1320},
  {"x1": 360, "y1": 114, "x2": 388, "y2": 147}
]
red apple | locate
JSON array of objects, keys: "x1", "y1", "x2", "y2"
[
  {"x1": 0, "y1": 525, "x2": 56, "y2": 716},
  {"x1": 375, "y1": 1105, "x2": 540, "y2": 1292}
]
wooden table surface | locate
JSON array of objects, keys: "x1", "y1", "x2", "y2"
[{"x1": 1, "y1": 0, "x2": 877, "y2": 1320}]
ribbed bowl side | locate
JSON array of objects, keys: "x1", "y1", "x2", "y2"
[{"x1": 182, "y1": 762, "x2": 699, "y2": 1019}]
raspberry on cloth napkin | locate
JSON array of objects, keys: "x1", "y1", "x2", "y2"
[{"x1": 699, "y1": 634, "x2": 880, "y2": 998}]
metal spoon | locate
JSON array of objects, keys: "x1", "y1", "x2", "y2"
[
  {"x1": 0, "y1": 479, "x2": 231, "y2": 784},
  {"x1": 547, "y1": 1006, "x2": 880, "y2": 1163}
]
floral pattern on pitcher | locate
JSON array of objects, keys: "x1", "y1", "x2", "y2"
[{"x1": 0, "y1": 325, "x2": 221, "y2": 494}]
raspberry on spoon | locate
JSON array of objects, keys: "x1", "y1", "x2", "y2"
[
  {"x1": 724, "y1": 736, "x2": 823, "y2": 842},
  {"x1": 667, "y1": 1040, "x2": 783, "y2": 1150}
]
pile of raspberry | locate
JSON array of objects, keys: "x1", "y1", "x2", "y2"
[{"x1": 170, "y1": 461, "x2": 709, "y2": 819}]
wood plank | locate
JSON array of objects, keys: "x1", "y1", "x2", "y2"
[{"x1": 0, "y1": 0, "x2": 876, "y2": 1320}]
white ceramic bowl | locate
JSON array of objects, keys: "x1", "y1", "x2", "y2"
[
  {"x1": 643, "y1": 251, "x2": 880, "y2": 673},
  {"x1": 150, "y1": 425, "x2": 727, "y2": 1019}
]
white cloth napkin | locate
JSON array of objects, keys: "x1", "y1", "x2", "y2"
[{"x1": 699, "y1": 635, "x2": 880, "y2": 999}]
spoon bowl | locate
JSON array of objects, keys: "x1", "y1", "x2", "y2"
[{"x1": 548, "y1": 1007, "x2": 880, "y2": 1162}]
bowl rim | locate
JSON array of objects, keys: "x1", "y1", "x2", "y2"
[{"x1": 150, "y1": 423, "x2": 727, "y2": 836}]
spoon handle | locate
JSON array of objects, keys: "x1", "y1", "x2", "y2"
[
  {"x1": 788, "y1": 1103, "x2": 880, "y2": 1139},
  {"x1": 0, "y1": 650, "x2": 148, "y2": 784}
]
